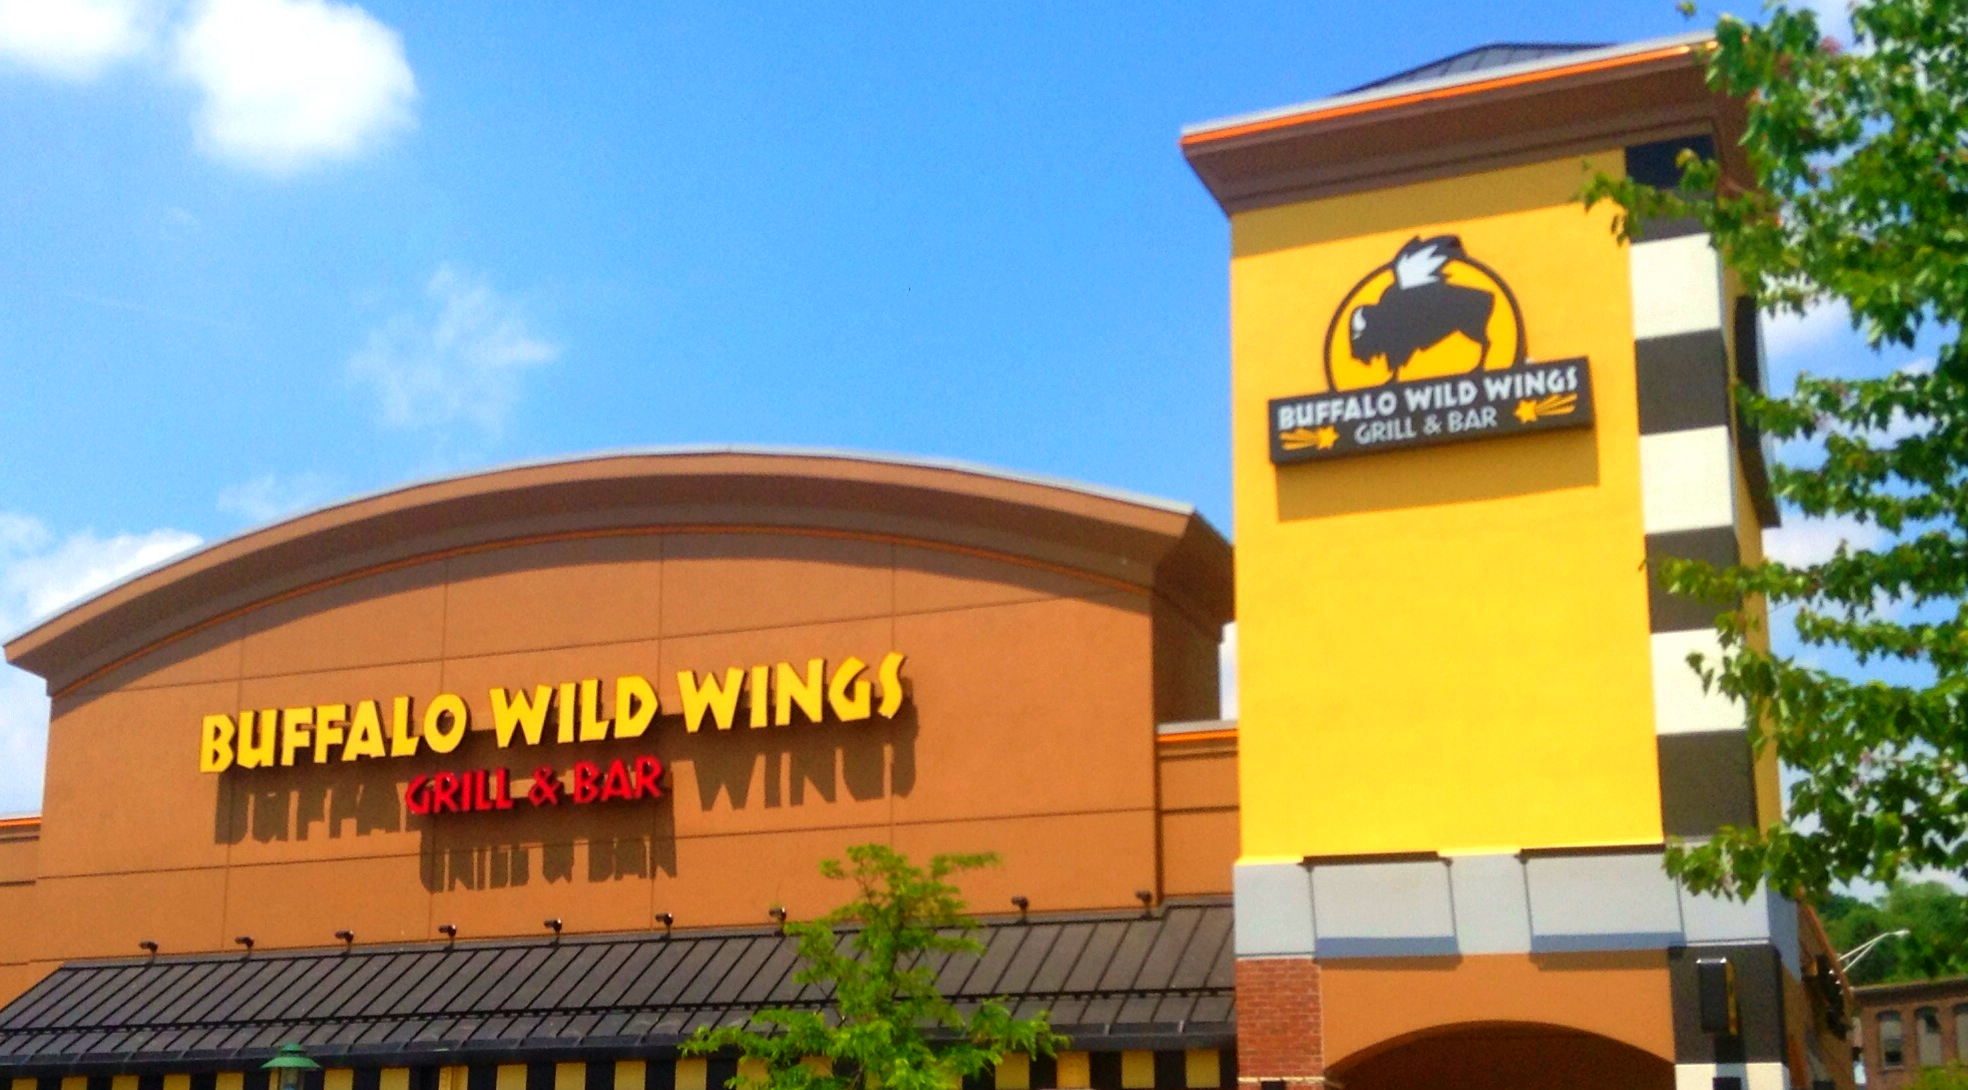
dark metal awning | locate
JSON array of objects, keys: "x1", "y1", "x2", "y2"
[{"x1": 0, "y1": 901, "x2": 1233, "y2": 1075}]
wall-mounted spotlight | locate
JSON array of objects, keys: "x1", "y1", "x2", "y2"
[
  {"x1": 1011, "y1": 895, "x2": 1030, "y2": 922},
  {"x1": 234, "y1": 936, "x2": 254, "y2": 952},
  {"x1": 138, "y1": 940, "x2": 159, "y2": 955},
  {"x1": 1135, "y1": 890, "x2": 1155, "y2": 917},
  {"x1": 768, "y1": 906, "x2": 788, "y2": 933},
  {"x1": 438, "y1": 924, "x2": 458, "y2": 941},
  {"x1": 334, "y1": 930, "x2": 355, "y2": 950},
  {"x1": 1696, "y1": 957, "x2": 1741, "y2": 1037},
  {"x1": 544, "y1": 918, "x2": 563, "y2": 937},
  {"x1": 655, "y1": 912, "x2": 674, "y2": 934}
]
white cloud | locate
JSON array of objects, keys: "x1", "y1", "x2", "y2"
[
  {"x1": 0, "y1": 515, "x2": 199, "y2": 816},
  {"x1": 1796, "y1": 0, "x2": 1854, "y2": 43},
  {"x1": 172, "y1": 0, "x2": 415, "y2": 174},
  {"x1": 1763, "y1": 514, "x2": 1887, "y2": 567},
  {"x1": 1764, "y1": 300, "x2": 1850, "y2": 363},
  {"x1": 349, "y1": 265, "x2": 560, "y2": 438},
  {"x1": 0, "y1": 0, "x2": 153, "y2": 81},
  {"x1": 1218, "y1": 621, "x2": 1237, "y2": 720},
  {"x1": 216, "y1": 471, "x2": 334, "y2": 524}
]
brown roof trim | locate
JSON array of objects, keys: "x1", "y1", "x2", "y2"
[
  {"x1": 1181, "y1": 32, "x2": 1750, "y2": 215},
  {"x1": 6, "y1": 449, "x2": 1232, "y2": 696}
]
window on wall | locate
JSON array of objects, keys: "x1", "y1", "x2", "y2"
[
  {"x1": 1955, "y1": 1005, "x2": 1968, "y2": 1059},
  {"x1": 1920, "y1": 1007, "x2": 1945, "y2": 1067},
  {"x1": 1882, "y1": 1011, "x2": 1906, "y2": 1068}
]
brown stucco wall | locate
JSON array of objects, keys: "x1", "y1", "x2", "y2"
[{"x1": 7, "y1": 509, "x2": 1231, "y2": 998}]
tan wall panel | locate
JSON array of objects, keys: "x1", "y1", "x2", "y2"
[
  {"x1": 0, "y1": 961, "x2": 54, "y2": 1010},
  {"x1": 1321, "y1": 951, "x2": 1675, "y2": 1068},
  {"x1": 0, "y1": 881, "x2": 36, "y2": 966},
  {"x1": 222, "y1": 855, "x2": 433, "y2": 950},
  {"x1": 33, "y1": 868, "x2": 227, "y2": 961},
  {"x1": 77, "y1": 617, "x2": 245, "y2": 696},
  {"x1": 657, "y1": 619, "x2": 898, "y2": 838},
  {"x1": 0, "y1": 836, "x2": 37, "y2": 884},
  {"x1": 222, "y1": 662, "x2": 447, "y2": 866},
  {"x1": 240, "y1": 562, "x2": 448, "y2": 677},
  {"x1": 1151, "y1": 598, "x2": 1221, "y2": 724},
  {"x1": 427, "y1": 838, "x2": 655, "y2": 940},
  {"x1": 891, "y1": 545, "x2": 1107, "y2": 616},
  {"x1": 891, "y1": 810, "x2": 1160, "y2": 913},
  {"x1": 656, "y1": 826, "x2": 883, "y2": 930},
  {"x1": 41, "y1": 682, "x2": 237, "y2": 877},
  {"x1": 444, "y1": 536, "x2": 664, "y2": 659},
  {"x1": 891, "y1": 593, "x2": 1156, "y2": 824},
  {"x1": 660, "y1": 534, "x2": 893, "y2": 637},
  {"x1": 1159, "y1": 808, "x2": 1237, "y2": 896},
  {"x1": 425, "y1": 834, "x2": 653, "y2": 936},
  {"x1": 1157, "y1": 746, "x2": 1237, "y2": 811}
]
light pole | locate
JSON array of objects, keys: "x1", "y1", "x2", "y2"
[
  {"x1": 1840, "y1": 928, "x2": 1911, "y2": 975},
  {"x1": 263, "y1": 1043, "x2": 321, "y2": 1090}
]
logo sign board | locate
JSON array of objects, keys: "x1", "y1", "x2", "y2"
[{"x1": 1269, "y1": 234, "x2": 1595, "y2": 464}]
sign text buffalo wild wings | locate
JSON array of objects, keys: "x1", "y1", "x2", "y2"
[
  {"x1": 1269, "y1": 235, "x2": 1595, "y2": 464},
  {"x1": 195, "y1": 653, "x2": 908, "y2": 815}
]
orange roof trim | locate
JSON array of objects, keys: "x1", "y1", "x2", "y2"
[{"x1": 1180, "y1": 41, "x2": 1704, "y2": 148}]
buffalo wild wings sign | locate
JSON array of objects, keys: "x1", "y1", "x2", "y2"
[
  {"x1": 195, "y1": 653, "x2": 907, "y2": 814},
  {"x1": 1269, "y1": 235, "x2": 1595, "y2": 464}
]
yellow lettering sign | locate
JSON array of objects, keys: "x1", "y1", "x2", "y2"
[{"x1": 198, "y1": 654, "x2": 907, "y2": 771}]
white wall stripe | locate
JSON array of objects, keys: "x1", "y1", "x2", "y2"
[
  {"x1": 1673, "y1": 1061, "x2": 1787, "y2": 1090},
  {"x1": 1651, "y1": 629, "x2": 1745, "y2": 735},
  {"x1": 1641, "y1": 427, "x2": 1737, "y2": 534},
  {"x1": 1632, "y1": 234, "x2": 1725, "y2": 340}
]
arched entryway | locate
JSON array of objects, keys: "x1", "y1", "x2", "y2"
[{"x1": 1328, "y1": 1022, "x2": 1675, "y2": 1090}]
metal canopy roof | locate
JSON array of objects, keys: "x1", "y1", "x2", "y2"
[
  {"x1": 0, "y1": 903, "x2": 1234, "y2": 1075},
  {"x1": 1345, "y1": 42, "x2": 1609, "y2": 93}
]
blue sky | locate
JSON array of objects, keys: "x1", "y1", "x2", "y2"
[{"x1": 0, "y1": 0, "x2": 1889, "y2": 815}]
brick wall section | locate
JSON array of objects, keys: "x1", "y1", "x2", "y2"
[{"x1": 1235, "y1": 956, "x2": 1324, "y2": 1083}]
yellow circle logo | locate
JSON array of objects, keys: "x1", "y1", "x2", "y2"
[{"x1": 1323, "y1": 235, "x2": 1527, "y2": 392}]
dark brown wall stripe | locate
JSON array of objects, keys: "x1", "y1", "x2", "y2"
[
  {"x1": 1657, "y1": 730, "x2": 1758, "y2": 838},
  {"x1": 1637, "y1": 331, "x2": 1733, "y2": 435},
  {"x1": 1646, "y1": 526, "x2": 1741, "y2": 633},
  {"x1": 1668, "y1": 945, "x2": 1788, "y2": 1065}
]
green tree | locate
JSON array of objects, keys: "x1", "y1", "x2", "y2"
[
  {"x1": 1584, "y1": 0, "x2": 1968, "y2": 901},
  {"x1": 1910, "y1": 1063, "x2": 1968, "y2": 1090},
  {"x1": 1821, "y1": 881, "x2": 1968, "y2": 984},
  {"x1": 684, "y1": 844, "x2": 1067, "y2": 1090}
]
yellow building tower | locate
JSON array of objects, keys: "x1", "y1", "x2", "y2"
[{"x1": 1184, "y1": 36, "x2": 1852, "y2": 1090}]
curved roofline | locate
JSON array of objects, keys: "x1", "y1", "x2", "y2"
[
  {"x1": 5, "y1": 443, "x2": 1198, "y2": 649},
  {"x1": 1180, "y1": 30, "x2": 1711, "y2": 144},
  {"x1": 6, "y1": 446, "x2": 1231, "y2": 696}
]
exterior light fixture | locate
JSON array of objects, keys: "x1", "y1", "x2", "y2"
[
  {"x1": 334, "y1": 930, "x2": 355, "y2": 950},
  {"x1": 544, "y1": 918, "x2": 563, "y2": 937},
  {"x1": 1135, "y1": 890, "x2": 1155, "y2": 917},
  {"x1": 655, "y1": 912, "x2": 674, "y2": 934},
  {"x1": 1696, "y1": 957, "x2": 1740, "y2": 1037},
  {"x1": 138, "y1": 940, "x2": 159, "y2": 955},
  {"x1": 263, "y1": 1043, "x2": 320, "y2": 1090},
  {"x1": 234, "y1": 936, "x2": 254, "y2": 953},
  {"x1": 1841, "y1": 928, "x2": 1910, "y2": 973},
  {"x1": 768, "y1": 906, "x2": 788, "y2": 932},
  {"x1": 438, "y1": 923, "x2": 458, "y2": 941},
  {"x1": 1011, "y1": 896, "x2": 1029, "y2": 921}
]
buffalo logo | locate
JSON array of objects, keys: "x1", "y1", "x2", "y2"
[{"x1": 1324, "y1": 235, "x2": 1526, "y2": 392}]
